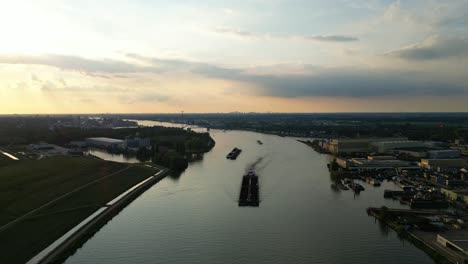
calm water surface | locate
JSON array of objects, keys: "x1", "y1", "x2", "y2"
[
  {"x1": 87, "y1": 149, "x2": 142, "y2": 163},
  {"x1": 65, "y1": 122, "x2": 433, "y2": 264}
]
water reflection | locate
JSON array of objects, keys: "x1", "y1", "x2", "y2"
[
  {"x1": 378, "y1": 219, "x2": 390, "y2": 236},
  {"x1": 86, "y1": 148, "x2": 146, "y2": 164}
]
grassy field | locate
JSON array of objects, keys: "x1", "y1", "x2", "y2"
[
  {"x1": 0, "y1": 156, "x2": 158, "y2": 264},
  {"x1": 0, "y1": 154, "x2": 16, "y2": 167}
]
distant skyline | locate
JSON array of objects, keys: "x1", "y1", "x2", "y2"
[{"x1": 1, "y1": 0, "x2": 468, "y2": 113}]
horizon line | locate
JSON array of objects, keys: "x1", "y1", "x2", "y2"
[{"x1": 1, "y1": 111, "x2": 468, "y2": 116}]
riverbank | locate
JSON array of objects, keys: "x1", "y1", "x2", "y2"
[
  {"x1": 0, "y1": 156, "x2": 160, "y2": 264},
  {"x1": 297, "y1": 139, "x2": 332, "y2": 154},
  {"x1": 299, "y1": 138, "x2": 461, "y2": 263},
  {"x1": 367, "y1": 207, "x2": 460, "y2": 263}
]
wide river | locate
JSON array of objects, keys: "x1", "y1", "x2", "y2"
[{"x1": 64, "y1": 121, "x2": 433, "y2": 264}]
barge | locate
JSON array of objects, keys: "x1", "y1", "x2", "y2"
[
  {"x1": 226, "y1": 147, "x2": 242, "y2": 160},
  {"x1": 238, "y1": 170, "x2": 259, "y2": 207},
  {"x1": 350, "y1": 182, "x2": 365, "y2": 193}
]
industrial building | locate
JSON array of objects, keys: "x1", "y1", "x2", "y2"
[
  {"x1": 368, "y1": 155, "x2": 396, "y2": 160},
  {"x1": 393, "y1": 147, "x2": 461, "y2": 159},
  {"x1": 420, "y1": 159, "x2": 467, "y2": 169},
  {"x1": 69, "y1": 141, "x2": 88, "y2": 148},
  {"x1": 123, "y1": 137, "x2": 151, "y2": 150},
  {"x1": 85, "y1": 137, "x2": 123, "y2": 148},
  {"x1": 370, "y1": 140, "x2": 426, "y2": 154},
  {"x1": 326, "y1": 137, "x2": 408, "y2": 154},
  {"x1": 441, "y1": 188, "x2": 468, "y2": 203},
  {"x1": 437, "y1": 233, "x2": 468, "y2": 258},
  {"x1": 27, "y1": 142, "x2": 70, "y2": 157},
  {"x1": 428, "y1": 149, "x2": 460, "y2": 159},
  {"x1": 337, "y1": 156, "x2": 416, "y2": 169},
  {"x1": 393, "y1": 147, "x2": 433, "y2": 158},
  {"x1": 28, "y1": 143, "x2": 54, "y2": 150}
]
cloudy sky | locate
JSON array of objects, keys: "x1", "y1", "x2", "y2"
[{"x1": 1, "y1": 0, "x2": 468, "y2": 113}]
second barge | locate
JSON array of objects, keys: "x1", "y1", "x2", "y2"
[{"x1": 226, "y1": 147, "x2": 242, "y2": 160}]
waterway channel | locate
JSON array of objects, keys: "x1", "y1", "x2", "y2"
[{"x1": 64, "y1": 121, "x2": 434, "y2": 264}]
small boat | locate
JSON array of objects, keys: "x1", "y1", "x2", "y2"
[
  {"x1": 257, "y1": 140, "x2": 263, "y2": 145},
  {"x1": 370, "y1": 179, "x2": 381, "y2": 187},
  {"x1": 350, "y1": 183, "x2": 365, "y2": 192}
]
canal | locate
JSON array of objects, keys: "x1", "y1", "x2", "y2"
[{"x1": 64, "y1": 122, "x2": 433, "y2": 264}]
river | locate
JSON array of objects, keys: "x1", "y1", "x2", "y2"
[
  {"x1": 87, "y1": 149, "x2": 142, "y2": 164},
  {"x1": 64, "y1": 121, "x2": 433, "y2": 264}
]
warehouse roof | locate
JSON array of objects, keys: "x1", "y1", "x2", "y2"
[
  {"x1": 86, "y1": 137, "x2": 123, "y2": 143},
  {"x1": 394, "y1": 146, "x2": 435, "y2": 152}
]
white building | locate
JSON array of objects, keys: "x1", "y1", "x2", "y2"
[
  {"x1": 85, "y1": 137, "x2": 123, "y2": 148},
  {"x1": 327, "y1": 137, "x2": 408, "y2": 154},
  {"x1": 28, "y1": 143, "x2": 54, "y2": 150}
]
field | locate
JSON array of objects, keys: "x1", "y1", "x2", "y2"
[
  {"x1": 0, "y1": 156, "x2": 158, "y2": 264},
  {"x1": 0, "y1": 154, "x2": 15, "y2": 167}
]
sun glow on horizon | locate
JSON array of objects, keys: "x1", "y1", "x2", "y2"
[{"x1": 1, "y1": 0, "x2": 468, "y2": 114}]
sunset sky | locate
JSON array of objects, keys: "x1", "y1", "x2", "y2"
[{"x1": 1, "y1": 0, "x2": 468, "y2": 113}]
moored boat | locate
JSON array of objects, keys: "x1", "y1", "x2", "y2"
[
  {"x1": 350, "y1": 183, "x2": 365, "y2": 192},
  {"x1": 370, "y1": 179, "x2": 381, "y2": 187}
]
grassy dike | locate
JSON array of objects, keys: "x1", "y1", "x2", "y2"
[{"x1": 0, "y1": 156, "x2": 159, "y2": 264}]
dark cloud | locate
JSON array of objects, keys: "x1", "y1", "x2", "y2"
[
  {"x1": 137, "y1": 93, "x2": 170, "y2": 102},
  {"x1": 41, "y1": 80, "x2": 58, "y2": 91},
  {"x1": 126, "y1": 53, "x2": 468, "y2": 98},
  {"x1": 2, "y1": 52, "x2": 466, "y2": 99},
  {"x1": 41, "y1": 79, "x2": 132, "y2": 93},
  {"x1": 212, "y1": 27, "x2": 260, "y2": 38},
  {"x1": 387, "y1": 37, "x2": 468, "y2": 60},
  {"x1": 15, "y1": 82, "x2": 28, "y2": 90},
  {"x1": 126, "y1": 53, "x2": 196, "y2": 69},
  {"x1": 303, "y1": 35, "x2": 358, "y2": 42},
  {"x1": 0, "y1": 54, "x2": 159, "y2": 74},
  {"x1": 30, "y1": 74, "x2": 40, "y2": 82},
  {"x1": 210, "y1": 27, "x2": 358, "y2": 42},
  {"x1": 120, "y1": 93, "x2": 170, "y2": 104},
  {"x1": 248, "y1": 71, "x2": 466, "y2": 98},
  {"x1": 193, "y1": 66, "x2": 467, "y2": 98},
  {"x1": 80, "y1": 98, "x2": 95, "y2": 104}
]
